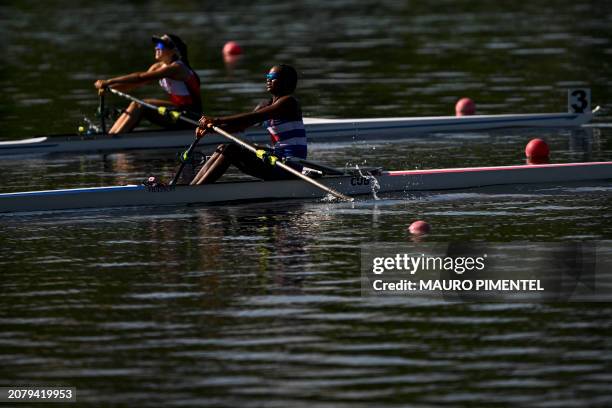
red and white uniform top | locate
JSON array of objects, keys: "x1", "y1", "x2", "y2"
[{"x1": 158, "y1": 61, "x2": 201, "y2": 110}]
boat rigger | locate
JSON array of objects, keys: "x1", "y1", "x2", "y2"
[{"x1": 1, "y1": 161, "x2": 610, "y2": 214}]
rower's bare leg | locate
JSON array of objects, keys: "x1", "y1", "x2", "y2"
[
  {"x1": 110, "y1": 99, "x2": 177, "y2": 134},
  {"x1": 109, "y1": 101, "x2": 143, "y2": 134},
  {"x1": 190, "y1": 145, "x2": 232, "y2": 185}
]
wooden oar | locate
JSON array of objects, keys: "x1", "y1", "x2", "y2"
[
  {"x1": 209, "y1": 125, "x2": 353, "y2": 202},
  {"x1": 106, "y1": 88, "x2": 353, "y2": 201}
]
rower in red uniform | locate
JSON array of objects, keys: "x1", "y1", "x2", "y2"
[
  {"x1": 94, "y1": 34, "x2": 201, "y2": 134},
  {"x1": 191, "y1": 64, "x2": 306, "y2": 185}
]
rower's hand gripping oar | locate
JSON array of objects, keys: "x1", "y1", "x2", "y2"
[{"x1": 206, "y1": 124, "x2": 354, "y2": 202}]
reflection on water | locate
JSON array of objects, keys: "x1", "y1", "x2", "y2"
[
  {"x1": 567, "y1": 127, "x2": 600, "y2": 160},
  {"x1": 2, "y1": 194, "x2": 612, "y2": 406}
]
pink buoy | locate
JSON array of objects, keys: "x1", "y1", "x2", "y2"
[
  {"x1": 525, "y1": 138, "x2": 550, "y2": 160},
  {"x1": 408, "y1": 220, "x2": 431, "y2": 236},
  {"x1": 455, "y1": 97, "x2": 476, "y2": 116},
  {"x1": 222, "y1": 41, "x2": 243, "y2": 56}
]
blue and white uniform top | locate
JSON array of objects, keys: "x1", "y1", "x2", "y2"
[{"x1": 265, "y1": 118, "x2": 307, "y2": 159}]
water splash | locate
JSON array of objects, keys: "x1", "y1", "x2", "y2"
[
  {"x1": 356, "y1": 165, "x2": 381, "y2": 201},
  {"x1": 321, "y1": 193, "x2": 339, "y2": 202}
]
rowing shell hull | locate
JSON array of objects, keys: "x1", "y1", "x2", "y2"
[
  {"x1": 0, "y1": 162, "x2": 610, "y2": 214},
  {"x1": 0, "y1": 112, "x2": 591, "y2": 156}
]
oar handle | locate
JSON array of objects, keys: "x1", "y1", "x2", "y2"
[{"x1": 211, "y1": 125, "x2": 354, "y2": 202}]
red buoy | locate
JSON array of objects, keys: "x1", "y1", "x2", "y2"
[
  {"x1": 222, "y1": 41, "x2": 243, "y2": 56},
  {"x1": 408, "y1": 220, "x2": 431, "y2": 236},
  {"x1": 525, "y1": 138, "x2": 550, "y2": 160},
  {"x1": 455, "y1": 97, "x2": 476, "y2": 116},
  {"x1": 526, "y1": 156, "x2": 550, "y2": 165}
]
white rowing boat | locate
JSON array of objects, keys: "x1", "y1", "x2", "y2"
[
  {"x1": 0, "y1": 112, "x2": 592, "y2": 157},
  {"x1": 1, "y1": 161, "x2": 610, "y2": 214},
  {"x1": 0, "y1": 89, "x2": 595, "y2": 157}
]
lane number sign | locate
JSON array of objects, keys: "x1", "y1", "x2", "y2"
[{"x1": 568, "y1": 89, "x2": 591, "y2": 114}]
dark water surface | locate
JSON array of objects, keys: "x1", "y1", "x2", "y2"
[{"x1": 2, "y1": 1, "x2": 612, "y2": 407}]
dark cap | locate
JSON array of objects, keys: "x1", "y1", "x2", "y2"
[
  {"x1": 152, "y1": 34, "x2": 187, "y2": 60},
  {"x1": 152, "y1": 34, "x2": 176, "y2": 49}
]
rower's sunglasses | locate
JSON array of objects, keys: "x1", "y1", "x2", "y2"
[
  {"x1": 266, "y1": 72, "x2": 279, "y2": 81},
  {"x1": 155, "y1": 42, "x2": 174, "y2": 50}
]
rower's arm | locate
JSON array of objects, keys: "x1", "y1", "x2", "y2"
[
  {"x1": 214, "y1": 96, "x2": 297, "y2": 132},
  {"x1": 95, "y1": 63, "x2": 185, "y2": 90}
]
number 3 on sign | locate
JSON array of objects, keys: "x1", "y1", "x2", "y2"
[{"x1": 568, "y1": 89, "x2": 591, "y2": 114}]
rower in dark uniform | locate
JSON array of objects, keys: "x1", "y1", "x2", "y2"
[{"x1": 191, "y1": 64, "x2": 306, "y2": 184}]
